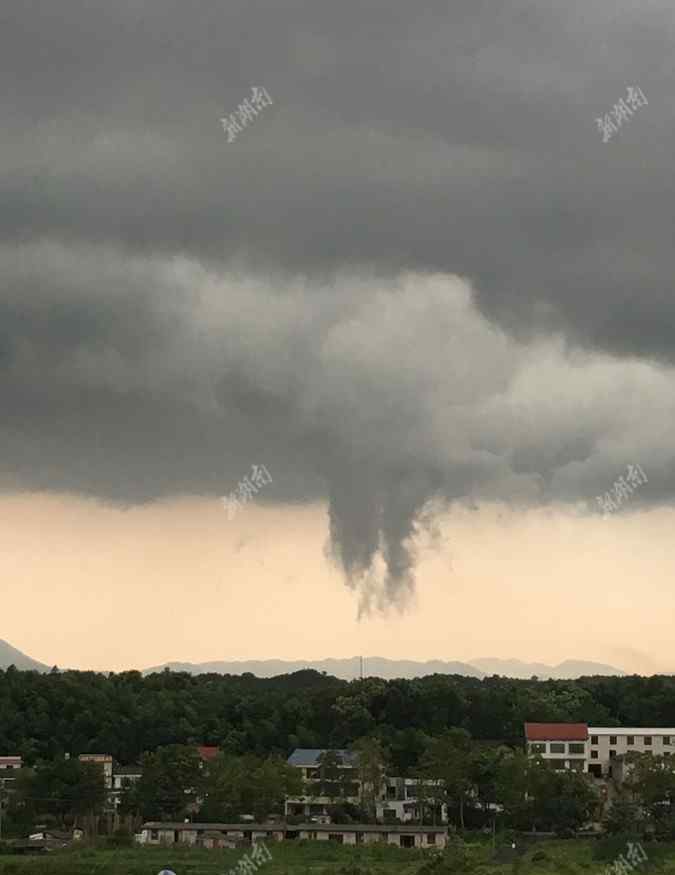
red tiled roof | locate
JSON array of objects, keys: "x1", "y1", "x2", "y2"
[
  {"x1": 524, "y1": 722, "x2": 588, "y2": 741},
  {"x1": 197, "y1": 746, "x2": 220, "y2": 761}
]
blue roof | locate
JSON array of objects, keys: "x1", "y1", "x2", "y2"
[{"x1": 287, "y1": 748, "x2": 359, "y2": 767}]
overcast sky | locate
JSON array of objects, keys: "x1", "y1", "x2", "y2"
[{"x1": 2, "y1": 0, "x2": 674, "y2": 671}]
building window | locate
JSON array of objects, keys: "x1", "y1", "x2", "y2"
[
  {"x1": 427, "y1": 834, "x2": 436, "y2": 845},
  {"x1": 591, "y1": 735, "x2": 598, "y2": 745},
  {"x1": 609, "y1": 736, "x2": 617, "y2": 745},
  {"x1": 150, "y1": 830, "x2": 159, "y2": 841},
  {"x1": 664, "y1": 736, "x2": 671, "y2": 745},
  {"x1": 550, "y1": 743, "x2": 565, "y2": 753},
  {"x1": 591, "y1": 751, "x2": 599, "y2": 759},
  {"x1": 645, "y1": 736, "x2": 652, "y2": 746},
  {"x1": 627, "y1": 736, "x2": 634, "y2": 745},
  {"x1": 569, "y1": 743, "x2": 585, "y2": 754},
  {"x1": 609, "y1": 750, "x2": 616, "y2": 759},
  {"x1": 529, "y1": 743, "x2": 546, "y2": 754}
]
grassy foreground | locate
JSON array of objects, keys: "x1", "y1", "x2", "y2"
[{"x1": 0, "y1": 839, "x2": 675, "y2": 875}]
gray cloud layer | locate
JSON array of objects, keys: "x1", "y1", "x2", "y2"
[{"x1": 1, "y1": 0, "x2": 673, "y2": 607}]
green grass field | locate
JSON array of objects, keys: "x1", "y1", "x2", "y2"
[{"x1": 0, "y1": 839, "x2": 674, "y2": 875}]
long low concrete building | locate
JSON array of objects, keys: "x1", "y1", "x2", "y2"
[
  {"x1": 295, "y1": 824, "x2": 447, "y2": 848},
  {"x1": 138, "y1": 822, "x2": 447, "y2": 849},
  {"x1": 139, "y1": 823, "x2": 285, "y2": 847}
]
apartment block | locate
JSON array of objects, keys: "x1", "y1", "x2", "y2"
[
  {"x1": 587, "y1": 727, "x2": 675, "y2": 778},
  {"x1": 524, "y1": 723, "x2": 675, "y2": 779}
]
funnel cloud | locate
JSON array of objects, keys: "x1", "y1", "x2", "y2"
[{"x1": 1, "y1": 0, "x2": 675, "y2": 612}]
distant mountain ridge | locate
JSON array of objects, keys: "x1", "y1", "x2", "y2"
[
  {"x1": 0, "y1": 638, "x2": 628, "y2": 679},
  {"x1": 142, "y1": 655, "x2": 626, "y2": 680},
  {"x1": 0, "y1": 639, "x2": 49, "y2": 672},
  {"x1": 470, "y1": 657, "x2": 625, "y2": 679},
  {"x1": 141, "y1": 657, "x2": 481, "y2": 679}
]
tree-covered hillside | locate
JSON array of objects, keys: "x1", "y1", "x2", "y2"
[{"x1": 2, "y1": 666, "x2": 675, "y2": 768}]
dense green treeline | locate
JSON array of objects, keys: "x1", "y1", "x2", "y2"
[{"x1": 2, "y1": 666, "x2": 675, "y2": 767}]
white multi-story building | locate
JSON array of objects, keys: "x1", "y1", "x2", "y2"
[
  {"x1": 587, "y1": 727, "x2": 675, "y2": 778},
  {"x1": 285, "y1": 749, "x2": 362, "y2": 819},
  {"x1": 524, "y1": 723, "x2": 588, "y2": 772},
  {"x1": 285, "y1": 749, "x2": 448, "y2": 824},
  {"x1": 377, "y1": 777, "x2": 448, "y2": 824},
  {"x1": 524, "y1": 723, "x2": 675, "y2": 780}
]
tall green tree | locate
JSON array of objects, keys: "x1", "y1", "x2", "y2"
[
  {"x1": 469, "y1": 744, "x2": 511, "y2": 819},
  {"x1": 248, "y1": 756, "x2": 303, "y2": 820},
  {"x1": 200, "y1": 753, "x2": 302, "y2": 821},
  {"x1": 351, "y1": 737, "x2": 387, "y2": 820},
  {"x1": 199, "y1": 754, "x2": 247, "y2": 820},
  {"x1": 317, "y1": 750, "x2": 351, "y2": 803},
  {"x1": 538, "y1": 769, "x2": 598, "y2": 834},
  {"x1": 496, "y1": 754, "x2": 597, "y2": 833},
  {"x1": 133, "y1": 745, "x2": 202, "y2": 820},
  {"x1": 495, "y1": 749, "x2": 530, "y2": 827},
  {"x1": 18, "y1": 758, "x2": 106, "y2": 826},
  {"x1": 624, "y1": 751, "x2": 675, "y2": 836},
  {"x1": 421, "y1": 729, "x2": 473, "y2": 830}
]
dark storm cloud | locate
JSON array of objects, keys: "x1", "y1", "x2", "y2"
[
  {"x1": 2, "y1": 0, "x2": 674, "y2": 353},
  {"x1": 1, "y1": 0, "x2": 674, "y2": 607}
]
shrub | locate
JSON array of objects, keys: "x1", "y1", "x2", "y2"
[
  {"x1": 593, "y1": 833, "x2": 642, "y2": 862},
  {"x1": 338, "y1": 863, "x2": 373, "y2": 875},
  {"x1": 106, "y1": 827, "x2": 133, "y2": 847},
  {"x1": 603, "y1": 800, "x2": 643, "y2": 836},
  {"x1": 417, "y1": 836, "x2": 476, "y2": 874}
]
